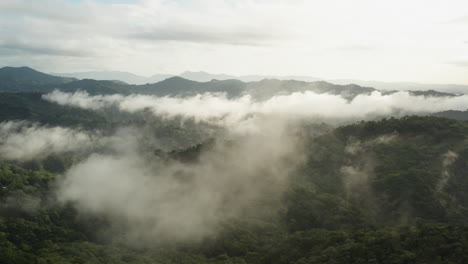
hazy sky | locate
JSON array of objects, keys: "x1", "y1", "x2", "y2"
[{"x1": 1, "y1": 0, "x2": 467, "y2": 84}]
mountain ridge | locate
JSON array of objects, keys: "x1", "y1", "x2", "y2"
[
  {"x1": 50, "y1": 68, "x2": 468, "y2": 94},
  {"x1": 1, "y1": 66, "x2": 461, "y2": 99}
]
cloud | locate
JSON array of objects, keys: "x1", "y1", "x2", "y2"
[
  {"x1": 127, "y1": 0, "x2": 289, "y2": 45},
  {"x1": 51, "y1": 86, "x2": 468, "y2": 243},
  {"x1": 1, "y1": 0, "x2": 468, "y2": 82},
  {"x1": 448, "y1": 61, "x2": 468, "y2": 68},
  {"x1": 0, "y1": 0, "x2": 89, "y2": 23},
  {"x1": 43, "y1": 90, "x2": 468, "y2": 131},
  {"x1": 436, "y1": 150, "x2": 458, "y2": 192},
  {"x1": 341, "y1": 134, "x2": 397, "y2": 197},
  {"x1": 0, "y1": 95, "x2": 308, "y2": 243},
  {"x1": 449, "y1": 15, "x2": 468, "y2": 23},
  {"x1": 0, "y1": 0, "x2": 294, "y2": 75},
  {"x1": 0, "y1": 121, "x2": 99, "y2": 160},
  {"x1": 55, "y1": 111, "x2": 305, "y2": 243},
  {"x1": 0, "y1": 39, "x2": 92, "y2": 57},
  {"x1": 130, "y1": 26, "x2": 278, "y2": 46},
  {"x1": 337, "y1": 44, "x2": 375, "y2": 52},
  {"x1": 0, "y1": 0, "x2": 282, "y2": 50},
  {"x1": 10, "y1": 87, "x2": 468, "y2": 243}
]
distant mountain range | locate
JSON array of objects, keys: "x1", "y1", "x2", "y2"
[
  {"x1": 51, "y1": 69, "x2": 468, "y2": 94},
  {"x1": 52, "y1": 70, "x2": 321, "y2": 84},
  {"x1": 0, "y1": 66, "x2": 461, "y2": 101},
  {"x1": 329, "y1": 79, "x2": 468, "y2": 95},
  {"x1": 53, "y1": 71, "x2": 173, "y2": 85},
  {"x1": 1, "y1": 66, "x2": 75, "y2": 85},
  {"x1": 3, "y1": 66, "x2": 468, "y2": 122},
  {"x1": 178, "y1": 71, "x2": 321, "y2": 83}
]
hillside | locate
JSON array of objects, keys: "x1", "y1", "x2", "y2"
[
  {"x1": 0, "y1": 67, "x2": 75, "y2": 92},
  {"x1": 0, "y1": 67, "x2": 75, "y2": 84},
  {"x1": 1, "y1": 113, "x2": 468, "y2": 263},
  {"x1": 1, "y1": 67, "x2": 468, "y2": 263}
]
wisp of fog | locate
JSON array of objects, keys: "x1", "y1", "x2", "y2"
[
  {"x1": 1, "y1": 90, "x2": 467, "y2": 244},
  {"x1": 0, "y1": 121, "x2": 99, "y2": 160},
  {"x1": 43, "y1": 90, "x2": 468, "y2": 128}
]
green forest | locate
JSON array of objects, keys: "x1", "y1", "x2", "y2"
[
  {"x1": 1, "y1": 94, "x2": 467, "y2": 263},
  {"x1": 0, "y1": 68, "x2": 468, "y2": 264}
]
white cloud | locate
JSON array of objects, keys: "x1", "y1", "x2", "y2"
[
  {"x1": 0, "y1": 121, "x2": 99, "y2": 160},
  {"x1": 0, "y1": 0, "x2": 467, "y2": 83},
  {"x1": 43, "y1": 90, "x2": 468, "y2": 133}
]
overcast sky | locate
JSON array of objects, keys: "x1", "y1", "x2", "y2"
[{"x1": 1, "y1": 0, "x2": 467, "y2": 84}]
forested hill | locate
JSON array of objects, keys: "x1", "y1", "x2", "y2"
[
  {"x1": 1, "y1": 115, "x2": 468, "y2": 263},
  {"x1": 1, "y1": 66, "x2": 468, "y2": 263},
  {"x1": 0, "y1": 67, "x2": 75, "y2": 92},
  {"x1": 0, "y1": 66, "x2": 458, "y2": 98},
  {"x1": 0, "y1": 93, "x2": 108, "y2": 128}
]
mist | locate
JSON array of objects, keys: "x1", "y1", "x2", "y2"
[
  {"x1": 5, "y1": 89, "x2": 467, "y2": 244},
  {"x1": 437, "y1": 150, "x2": 458, "y2": 192},
  {"x1": 43, "y1": 90, "x2": 468, "y2": 128},
  {"x1": 0, "y1": 117, "x2": 305, "y2": 243},
  {"x1": 56, "y1": 117, "x2": 305, "y2": 243},
  {"x1": 0, "y1": 121, "x2": 99, "y2": 160}
]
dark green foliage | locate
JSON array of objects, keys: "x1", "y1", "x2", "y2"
[
  {"x1": 264, "y1": 224, "x2": 468, "y2": 264},
  {"x1": 59, "y1": 79, "x2": 130, "y2": 95},
  {"x1": 1, "y1": 109, "x2": 468, "y2": 262},
  {"x1": 0, "y1": 92, "x2": 212, "y2": 150},
  {"x1": 0, "y1": 67, "x2": 75, "y2": 93},
  {"x1": 0, "y1": 67, "x2": 74, "y2": 84},
  {"x1": 0, "y1": 93, "x2": 109, "y2": 129},
  {"x1": 284, "y1": 184, "x2": 371, "y2": 231},
  {"x1": 433, "y1": 110, "x2": 468, "y2": 121}
]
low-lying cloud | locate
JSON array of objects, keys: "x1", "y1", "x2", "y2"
[
  {"x1": 56, "y1": 115, "x2": 305, "y2": 243},
  {"x1": 44, "y1": 90, "x2": 468, "y2": 129},
  {"x1": 5, "y1": 89, "x2": 468, "y2": 244},
  {"x1": 0, "y1": 121, "x2": 98, "y2": 160}
]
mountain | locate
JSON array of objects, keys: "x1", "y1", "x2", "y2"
[
  {"x1": 147, "y1": 73, "x2": 176, "y2": 83},
  {"x1": 329, "y1": 79, "x2": 468, "y2": 94},
  {"x1": 0, "y1": 67, "x2": 461, "y2": 101},
  {"x1": 0, "y1": 67, "x2": 375, "y2": 98},
  {"x1": 47, "y1": 68, "x2": 468, "y2": 95},
  {"x1": 0, "y1": 66, "x2": 75, "y2": 92},
  {"x1": 180, "y1": 70, "x2": 321, "y2": 82},
  {"x1": 179, "y1": 71, "x2": 235, "y2": 82},
  {"x1": 245, "y1": 79, "x2": 377, "y2": 100},
  {"x1": 52, "y1": 70, "x2": 320, "y2": 84},
  {"x1": 0, "y1": 67, "x2": 129, "y2": 94},
  {"x1": 408, "y1": 89, "x2": 458, "y2": 97},
  {"x1": 58, "y1": 79, "x2": 130, "y2": 95},
  {"x1": 136, "y1": 76, "x2": 246, "y2": 97},
  {"x1": 0, "y1": 66, "x2": 75, "y2": 84},
  {"x1": 432, "y1": 110, "x2": 468, "y2": 120},
  {"x1": 53, "y1": 71, "x2": 174, "y2": 85},
  {"x1": 0, "y1": 93, "x2": 108, "y2": 128}
]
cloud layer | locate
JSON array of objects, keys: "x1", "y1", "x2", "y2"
[
  {"x1": 5, "y1": 89, "x2": 468, "y2": 243},
  {"x1": 1, "y1": 0, "x2": 468, "y2": 83},
  {"x1": 43, "y1": 90, "x2": 468, "y2": 130},
  {"x1": 57, "y1": 122, "x2": 304, "y2": 243},
  {"x1": 0, "y1": 121, "x2": 98, "y2": 160}
]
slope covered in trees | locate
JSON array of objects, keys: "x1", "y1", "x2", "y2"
[{"x1": 0, "y1": 114, "x2": 467, "y2": 263}]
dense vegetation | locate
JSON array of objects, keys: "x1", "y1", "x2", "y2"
[
  {"x1": 1, "y1": 113, "x2": 468, "y2": 263},
  {"x1": 1, "y1": 67, "x2": 468, "y2": 263}
]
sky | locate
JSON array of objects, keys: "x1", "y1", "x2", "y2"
[{"x1": 0, "y1": 0, "x2": 467, "y2": 84}]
